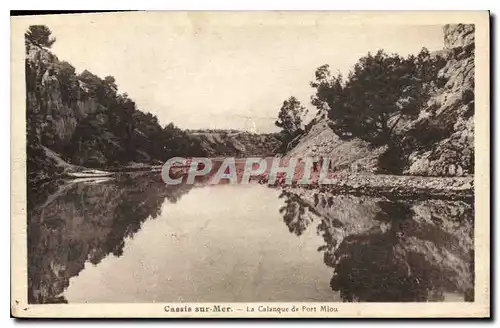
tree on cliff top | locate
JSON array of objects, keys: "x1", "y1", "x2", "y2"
[
  {"x1": 275, "y1": 96, "x2": 307, "y2": 152},
  {"x1": 311, "y1": 48, "x2": 445, "y2": 146},
  {"x1": 275, "y1": 96, "x2": 306, "y2": 135},
  {"x1": 25, "y1": 25, "x2": 56, "y2": 49}
]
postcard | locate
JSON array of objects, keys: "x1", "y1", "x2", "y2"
[{"x1": 11, "y1": 11, "x2": 490, "y2": 318}]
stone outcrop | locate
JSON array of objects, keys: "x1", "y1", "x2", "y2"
[
  {"x1": 286, "y1": 24, "x2": 475, "y2": 178},
  {"x1": 26, "y1": 44, "x2": 100, "y2": 149},
  {"x1": 444, "y1": 24, "x2": 475, "y2": 49},
  {"x1": 26, "y1": 41, "x2": 278, "y2": 176},
  {"x1": 286, "y1": 116, "x2": 384, "y2": 173},
  {"x1": 405, "y1": 24, "x2": 475, "y2": 176}
]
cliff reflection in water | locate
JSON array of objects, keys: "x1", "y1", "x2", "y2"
[
  {"x1": 278, "y1": 189, "x2": 474, "y2": 302},
  {"x1": 27, "y1": 173, "x2": 193, "y2": 304},
  {"x1": 28, "y1": 174, "x2": 474, "y2": 304}
]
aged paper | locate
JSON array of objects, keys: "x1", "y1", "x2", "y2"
[{"x1": 11, "y1": 11, "x2": 489, "y2": 318}]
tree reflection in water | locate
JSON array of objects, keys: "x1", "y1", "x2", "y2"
[
  {"x1": 27, "y1": 177, "x2": 474, "y2": 304},
  {"x1": 27, "y1": 172, "x2": 193, "y2": 304},
  {"x1": 278, "y1": 190, "x2": 474, "y2": 302},
  {"x1": 278, "y1": 191, "x2": 313, "y2": 236}
]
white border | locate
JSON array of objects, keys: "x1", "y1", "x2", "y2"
[{"x1": 4, "y1": 1, "x2": 497, "y2": 326}]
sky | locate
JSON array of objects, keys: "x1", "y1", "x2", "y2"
[{"x1": 23, "y1": 12, "x2": 445, "y2": 132}]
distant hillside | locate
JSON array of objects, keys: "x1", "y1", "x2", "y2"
[{"x1": 190, "y1": 130, "x2": 280, "y2": 157}]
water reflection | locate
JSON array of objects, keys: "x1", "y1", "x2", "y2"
[
  {"x1": 279, "y1": 189, "x2": 474, "y2": 302},
  {"x1": 27, "y1": 172, "x2": 193, "y2": 304},
  {"x1": 27, "y1": 175, "x2": 474, "y2": 303}
]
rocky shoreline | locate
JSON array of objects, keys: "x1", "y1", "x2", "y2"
[{"x1": 266, "y1": 173, "x2": 474, "y2": 201}]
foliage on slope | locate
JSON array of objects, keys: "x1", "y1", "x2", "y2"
[
  {"x1": 286, "y1": 24, "x2": 475, "y2": 177},
  {"x1": 191, "y1": 130, "x2": 280, "y2": 157},
  {"x1": 25, "y1": 25, "x2": 207, "y2": 185}
]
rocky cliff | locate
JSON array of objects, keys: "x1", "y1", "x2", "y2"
[
  {"x1": 287, "y1": 115, "x2": 383, "y2": 173},
  {"x1": 26, "y1": 44, "x2": 105, "y2": 154},
  {"x1": 26, "y1": 38, "x2": 278, "y2": 186},
  {"x1": 405, "y1": 24, "x2": 475, "y2": 176},
  {"x1": 26, "y1": 36, "x2": 220, "y2": 187},
  {"x1": 287, "y1": 24, "x2": 475, "y2": 177},
  {"x1": 26, "y1": 42, "x2": 166, "y2": 177}
]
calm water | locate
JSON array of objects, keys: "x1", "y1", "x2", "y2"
[{"x1": 27, "y1": 172, "x2": 474, "y2": 303}]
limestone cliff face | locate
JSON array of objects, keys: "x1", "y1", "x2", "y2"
[
  {"x1": 26, "y1": 44, "x2": 100, "y2": 149},
  {"x1": 444, "y1": 24, "x2": 475, "y2": 49},
  {"x1": 26, "y1": 43, "x2": 123, "y2": 179},
  {"x1": 26, "y1": 42, "x2": 275, "y2": 174},
  {"x1": 406, "y1": 24, "x2": 475, "y2": 176},
  {"x1": 26, "y1": 42, "x2": 211, "y2": 178}
]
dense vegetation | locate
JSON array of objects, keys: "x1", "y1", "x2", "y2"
[
  {"x1": 274, "y1": 48, "x2": 447, "y2": 159},
  {"x1": 26, "y1": 25, "x2": 207, "y2": 183},
  {"x1": 276, "y1": 25, "x2": 474, "y2": 177},
  {"x1": 193, "y1": 131, "x2": 280, "y2": 157},
  {"x1": 309, "y1": 48, "x2": 447, "y2": 172},
  {"x1": 311, "y1": 49, "x2": 446, "y2": 145}
]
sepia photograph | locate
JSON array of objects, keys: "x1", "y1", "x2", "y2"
[{"x1": 10, "y1": 11, "x2": 490, "y2": 318}]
